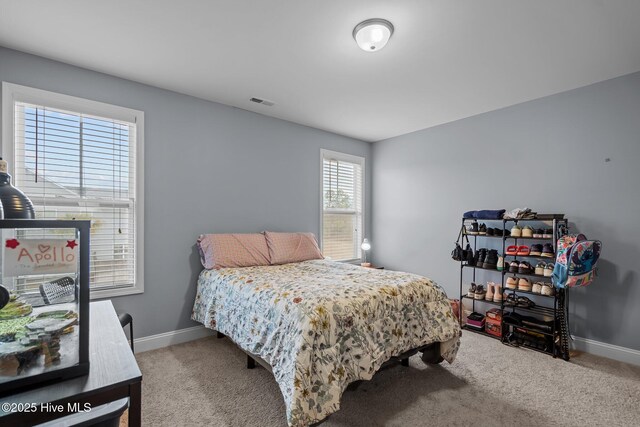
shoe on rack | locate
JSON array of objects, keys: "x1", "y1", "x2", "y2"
[
  {"x1": 476, "y1": 248, "x2": 487, "y2": 268},
  {"x1": 516, "y1": 245, "x2": 530, "y2": 256},
  {"x1": 506, "y1": 245, "x2": 518, "y2": 255},
  {"x1": 522, "y1": 226, "x2": 534, "y2": 238},
  {"x1": 468, "y1": 220, "x2": 479, "y2": 235},
  {"x1": 518, "y1": 278, "x2": 532, "y2": 291},
  {"x1": 478, "y1": 223, "x2": 487, "y2": 235},
  {"x1": 516, "y1": 296, "x2": 535, "y2": 308},
  {"x1": 485, "y1": 283, "x2": 495, "y2": 301},
  {"x1": 533, "y1": 228, "x2": 544, "y2": 238},
  {"x1": 508, "y1": 261, "x2": 519, "y2": 273},
  {"x1": 486, "y1": 227, "x2": 495, "y2": 237},
  {"x1": 518, "y1": 261, "x2": 533, "y2": 274},
  {"x1": 531, "y1": 281, "x2": 543, "y2": 294},
  {"x1": 541, "y1": 283, "x2": 555, "y2": 296},
  {"x1": 543, "y1": 228, "x2": 553, "y2": 238},
  {"x1": 506, "y1": 276, "x2": 518, "y2": 289},
  {"x1": 529, "y1": 244, "x2": 543, "y2": 256},
  {"x1": 544, "y1": 263, "x2": 554, "y2": 277},
  {"x1": 534, "y1": 262, "x2": 546, "y2": 276},
  {"x1": 496, "y1": 256, "x2": 505, "y2": 271},
  {"x1": 504, "y1": 293, "x2": 517, "y2": 306},
  {"x1": 503, "y1": 228, "x2": 511, "y2": 237},
  {"x1": 541, "y1": 243, "x2": 554, "y2": 258},
  {"x1": 483, "y1": 249, "x2": 499, "y2": 269},
  {"x1": 510, "y1": 225, "x2": 522, "y2": 237},
  {"x1": 467, "y1": 282, "x2": 477, "y2": 298},
  {"x1": 493, "y1": 283, "x2": 503, "y2": 302},
  {"x1": 474, "y1": 285, "x2": 486, "y2": 300}
]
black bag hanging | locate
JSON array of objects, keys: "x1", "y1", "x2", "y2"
[{"x1": 452, "y1": 226, "x2": 471, "y2": 261}]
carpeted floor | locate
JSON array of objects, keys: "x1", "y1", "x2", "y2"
[{"x1": 132, "y1": 332, "x2": 640, "y2": 426}]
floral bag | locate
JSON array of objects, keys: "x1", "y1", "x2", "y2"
[{"x1": 552, "y1": 234, "x2": 602, "y2": 288}]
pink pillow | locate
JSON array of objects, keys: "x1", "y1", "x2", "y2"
[
  {"x1": 264, "y1": 231, "x2": 323, "y2": 265},
  {"x1": 197, "y1": 233, "x2": 270, "y2": 269}
]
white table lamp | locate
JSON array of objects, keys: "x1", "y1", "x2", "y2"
[{"x1": 361, "y1": 238, "x2": 371, "y2": 267}]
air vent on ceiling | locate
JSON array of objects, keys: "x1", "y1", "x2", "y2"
[{"x1": 249, "y1": 97, "x2": 275, "y2": 107}]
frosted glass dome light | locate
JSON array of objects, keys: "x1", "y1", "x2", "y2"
[{"x1": 353, "y1": 19, "x2": 394, "y2": 52}]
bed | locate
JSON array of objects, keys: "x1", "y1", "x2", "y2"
[{"x1": 192, "y1": 259, "x2": 461, "y2": 426}]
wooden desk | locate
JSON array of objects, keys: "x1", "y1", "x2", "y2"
[{"x1": 0, "y1": 301, "x2": 142, "y2": 426}]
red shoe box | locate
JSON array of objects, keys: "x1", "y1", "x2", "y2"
[{"x1": 485, "y1": 308, "x2": 502, "y2": 337}]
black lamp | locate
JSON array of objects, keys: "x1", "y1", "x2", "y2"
[{"x1": 0, "y1": 157, "x2": 35, "y2": 219}]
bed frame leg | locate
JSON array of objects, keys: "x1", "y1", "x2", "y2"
[
  {"x1": 247, "y1": 354, "x2": 256, "y2": 369},
  {"x1": 216, "y1": 331, "x2": 225, "y2": 339},
  {"x1": 400, "y1": 358, "x2": 409, "y2": 367}
]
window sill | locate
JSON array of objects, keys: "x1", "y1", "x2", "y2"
[{"x1": 90, "y1": 284, "x2": 143, "y2": 300}]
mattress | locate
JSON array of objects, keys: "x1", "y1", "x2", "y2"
[{"x1": 192, "y1": 259, "x2": 461, "y2": 426}]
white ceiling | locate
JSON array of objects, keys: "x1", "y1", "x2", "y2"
[{"x1": 1, "y1": 0, "x2": 639, "y2": 142}]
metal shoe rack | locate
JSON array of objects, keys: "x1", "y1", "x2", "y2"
[{"x1": 457, "y1": 217, "x2": 571, "y2": 360}]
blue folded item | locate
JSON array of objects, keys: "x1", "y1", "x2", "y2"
[{"x1": 463, "y1": 209, "x2": 505, "y2": 219}]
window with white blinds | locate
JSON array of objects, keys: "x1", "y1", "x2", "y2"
[
  {"x1": 2, "y1": 83, "x2": 144, "y2": 297},
  {"x1": 321, "y1": 149, "x2": 364, "y2": 261}
]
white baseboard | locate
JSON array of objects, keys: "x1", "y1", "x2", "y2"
[
  {"x1": 572, "y1": 336, "x2": 640, "y2": 366},
  {"x1": 135, "y1": 325, "x2": 214, "y2": 353}
]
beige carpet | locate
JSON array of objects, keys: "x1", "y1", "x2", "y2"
[{"x1": 133, "y1": 332, "x2": 640, "y2": 426}]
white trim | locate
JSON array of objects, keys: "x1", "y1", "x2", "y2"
[
  {"x1": 1, "y1": 81, "x2": 145, "y2": 299},
  {"x1": 572, "y1": 335, "x2": 640, "y2": 366},
  {"x1": 319, "y1": 148, "x2": 366, "y2": 262},
  {"x1": 134, "y1": 326, "x2": 215, "y2": 354}
]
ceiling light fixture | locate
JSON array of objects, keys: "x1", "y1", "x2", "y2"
[{"x1": 353, "y1": 18, "x2": 394, "y2": 52}]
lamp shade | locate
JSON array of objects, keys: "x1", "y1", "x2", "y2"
[
  {"x1": 361, "y1": 238, "x2": 371, "y2": 251},
  {"x1": 0, "y1": 172, "x2": 35, "y2": 219}
]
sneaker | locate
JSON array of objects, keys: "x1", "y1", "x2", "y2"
[
  {"x1": 506, "y1": 245, "x2": 518, "y2": 255},
  {"x1": 530, "y1": 244, "x2": 543, "y2": 256},
  {"x1": 544, "y1": 263, "x2": 554, "y2": 277},
  {"x1": 510, "y1": 225, "x2": 522, "y2": 237},
  {"x1": 503, "y1": 228, "x2": 511, "y2": 237},
  {"x1": 483, "y1": 249, "x2": 499, "y2": 269},
  {"x1": 474, "y1": 284, "x2": 486, "y2": 300},
  {"x1": 543, "y1": 228, "x2": 553, "y2": 238},
  {"x1": 533, "y1": 228, "x2": 544, "y2": 238},
  {"x1": 522, "y1": 226, "x2": 534, "y2": 238},
  {"x1": 496, "y1": 256, "x2": 505, "y2": 271},
  {"x1": 541, "y1": 243, "x2": 554, "y2": 258},
  {"x1": 541, "y1": 283, "x2": 555, "y2": 296},
  {"x1": 516, "y1": 245, "x2": 530, "y2": 256},
  {"x1": 531, "y1": 281, "x2": 543, "y2": 294},
  {"x1": 518, "y1": 261, "x2": 533, "y2": 274},
  {"x1": 467, "y1": 282, "x2": 477, "y2": 298},
  {"x1": 486, "y1": 227, "x2": 495, "y2": 237},
  {"x1": 478, "y1": 223, "x2": 487, "y2": 235},
  {"x1": 534, "y1": 262, "x2": 546, "y2": 276},
  {"x1": 493, "y1": 283, "x2": 503, "y2": 302},
  {"x1": 518, "y1": 278, "x2": 532, "y2": 291},
  {"x1": 485, "y1": 283, "x2": 495, "y2": 301},
  {"x1": 506, "y1": 276, "x2": 518, "y2": 289},
  {"x1": 508, "y1": 261, "x2": 519, "y2": 273},
  {"x1": 468, "y1": 220, "x2": 479, "y2": 235}
]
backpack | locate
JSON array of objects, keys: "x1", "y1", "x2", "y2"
[{"x1": 552, "y1": 234, "x2": 602, "y2": 288}]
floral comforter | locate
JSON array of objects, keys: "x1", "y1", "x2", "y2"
[{"x1": 192, "y1": 260, "x2": 461, "y2": 426}]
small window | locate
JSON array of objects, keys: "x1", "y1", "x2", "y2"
[
  {"x1": 321, "y1": 149, "x2": 365, "y2": 261},
  {"x1": 2, "y1": 82, "x2": 144, "y2": 298}
]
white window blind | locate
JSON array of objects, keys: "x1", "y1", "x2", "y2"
[
  {"x1": 11, "y1": 100, "x2": 138, "y2": 293},
  {"x1": 321, "y1": 150, "x2": 364, "y2": 261}
]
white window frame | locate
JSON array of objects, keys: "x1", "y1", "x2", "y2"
[
  {"x1": 1, "y1": 82, "x2": 144, "y2": 299},
  {"x1": 319, "y1": 149, "x2": 365, "y2": 263}
]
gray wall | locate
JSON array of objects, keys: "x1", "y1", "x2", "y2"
[
  {"x1": 372, "y1": 71, "x2": 640, "y2": 351},
  {"x1": 0, "y1": 46, "x2": 372, "y2": 338}
]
